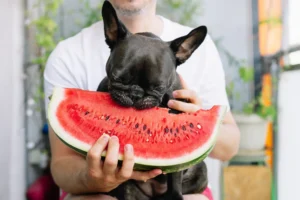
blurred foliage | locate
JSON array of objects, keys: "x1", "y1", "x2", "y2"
[
  {"x1": 216, "y1": 39, "x2": 276, "y2": 121},
  {"x1": 243, "y1": 95, "x2": 277, "y2": 120},
  {"x1": 74, "y1": 0, "x2": 104, "y2": 30},
  {"x1": 156, "y1": 0, "x2": 203, "y2": 27},
  {"x1": 26, "y1": 0, "x2": 64, "y2": 119},
  {"x1": 30, "y1": 0, "x2": 63, "y2": 71}
]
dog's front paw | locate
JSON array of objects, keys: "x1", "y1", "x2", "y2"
[{"x1": 130, "y1": 85, "x2": 144, "y2": 102}]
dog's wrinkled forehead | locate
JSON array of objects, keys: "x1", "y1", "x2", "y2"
[{"x1": 109, "y1": 33, "x2": 176, "y2": 70}]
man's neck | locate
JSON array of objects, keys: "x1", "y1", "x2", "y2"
[{"x1": 116, "y1": 5, "x2": 164, "y2": 36}]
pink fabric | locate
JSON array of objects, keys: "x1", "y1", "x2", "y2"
[
  {"x1": 60, "y1": 191, "x2": 67, "y2": 200},
  {"x1": 202, "y1": 187, "x2": 214, "y2": 200},
  {"x1": 60, "y1": 187, "x2": 214, "y2": 200}
]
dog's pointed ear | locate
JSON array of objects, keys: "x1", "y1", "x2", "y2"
[
  {"x1": 102, "y1": 1, "x2": 130, "y2": 49},
  {"x1": 168, "y1": 26, "x2": 207, "y2": 66}
]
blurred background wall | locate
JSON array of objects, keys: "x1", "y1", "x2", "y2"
[{"x1": 0, "y1": 0, "x2": 26, "y2": 199}]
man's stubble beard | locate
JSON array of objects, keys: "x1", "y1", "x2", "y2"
[{"x1": 112, "y1": 0, "x2": 155, "y2": 17}]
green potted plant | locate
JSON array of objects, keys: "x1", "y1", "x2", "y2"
[{"x1": 227, "y1": 65, "x2": 276, "y2": 151}]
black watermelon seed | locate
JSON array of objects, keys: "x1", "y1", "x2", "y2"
[
  {"x1": 143, "y1": 125, "x2": 147, "y2": 131},
  {"x1": 176, "y1": 128, "x2": 179, "y2": 133},
  {"x1": 105, "y1": 116, "x2": 110, "y2": 121},
  {"x1": 116, "y1": 119, "x2": 120, "y2": 124},
  {"x1": 85, "y1": 111, "x2": 90, "y2": 115},
  {"x1": 135, "y1": 123, "x2": 139, "y2": 128},
  {"x1": 189, "y1": 123, "x2": 194, "y2": 128},
  {"x1": 182, "y1": 125, "x2": 186, "y2": 131},
  {"x1": 165, "y1": 127, "x2": 169, "y2": 133},
  {"x1": 147, "y1": 129, "x2": 151, "y2": 134},
  {"x1": 170, "y1": 128, "x2": 173, "y2": 133}
]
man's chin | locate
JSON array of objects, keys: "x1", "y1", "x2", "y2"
[
  {"x1": 115, "y1": 7, "x2": 144, "y2": 16},
  {"x1": 110, "y1": 0, "x2": 152, "y2": 16}
]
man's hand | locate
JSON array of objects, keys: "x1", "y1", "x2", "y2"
[
  {"x1": 167, "y1": 75, "x2": 202, "y2": 113},
  {"x1": 49, "y1": 124, "x2": 162, "y2": 195},
  {"x1": 83, "y1": 134, "x2": 162, "y2": 192},
  {"x1": 167, "y1": 75, "x2": 240, "y2": 162},
  {"x1": 167, "y1": 89, "x2": 201, "y2": 113}
]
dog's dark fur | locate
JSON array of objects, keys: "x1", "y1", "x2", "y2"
[{"x1": 96, "y1": 1, "x2": 209, "y2": 200}]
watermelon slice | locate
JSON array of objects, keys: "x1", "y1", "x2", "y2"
[{"x1": 47, "y1": 87, "x2": 227, "y2": 173}]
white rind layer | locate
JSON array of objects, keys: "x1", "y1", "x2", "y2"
[{"x1": 48, "y1": 87, "x2": 227, "y2": 166}]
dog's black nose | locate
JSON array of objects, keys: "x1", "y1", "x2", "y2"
[
  {"x1": 130, "y1": 85, "x2": 144, "y2": 101},
  {"x1": 134, "y1": 96, "x2": 160, "y2": 110}
]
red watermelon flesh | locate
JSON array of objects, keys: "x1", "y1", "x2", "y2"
[{"x1": 48, "y1": 87, "x2": 227, "y2": 172}]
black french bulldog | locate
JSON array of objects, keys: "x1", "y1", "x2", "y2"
[{"x1": 97, "y1": 1, "x2": 209, "y2": 200}]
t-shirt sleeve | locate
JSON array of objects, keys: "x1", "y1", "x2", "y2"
[
  {"x1": 43, "y1": 42, "x2": 80, "y2": 118},
  {"x1": 198, "y1": 35, "x2": 231, "y2": 112}
]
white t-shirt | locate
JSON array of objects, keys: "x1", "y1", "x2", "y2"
[{"x1": 44, "y1": 16, "x2": 230, "y2": 113}]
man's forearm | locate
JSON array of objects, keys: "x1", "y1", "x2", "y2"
[
  {"x1": 209, "y1": 113, "x2": 240, "y2": 161},
  {"x1": 51, "y1": 155, "x2": 93, "y2": 195},
  {"x1": 51, "y1": 156, "x2": 212, "y2": 199}
]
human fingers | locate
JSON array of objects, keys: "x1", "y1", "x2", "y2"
[
  {"x1": 168, "y1": 99, "x2": 201, "y2": 113},
  {"x1": 172, "y1": 89, "x2": 202, "y2": 106},
  {"x1": 86, "y1": 134, "x2": 110, "y2": 174},
  {"x1": 102, "y1": 136, "x2": 120, "y2": 175},
  {"x1": 131, "y1": 169, "x2": 162, "y2": 182},
  {"x1": 117, "y1": 144, "x2": 135, "y2": 180}
]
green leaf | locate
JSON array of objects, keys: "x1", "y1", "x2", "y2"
[
  {"x1": 45, "y1": 0, "x2": 63, "y2": 13},
  {"x1": 243, "y1": 101, "x2": 255, "y2": 115},
  {"x1": 226, "y1": 81, "x2": 235, "y2": 98},
  {"x1": 235, "y1": 92, "x2": 241, "y2": 101},
  {"x1": 239, "y1": 66, "x2": 254, "y2": 82}
]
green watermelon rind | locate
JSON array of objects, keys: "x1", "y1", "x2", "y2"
[
  {"x1": 48, "y1": 87, "x2": 226, "y2": 172},
  {"x1": 133, "y1": 145, "x2": 215, "y2": 173},
  {"x1": 54, "y1": 132, "x2": 214, "y2": 174}
]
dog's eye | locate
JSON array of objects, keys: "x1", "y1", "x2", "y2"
[
  {"x1": 115, "y1": 77, "x2": 122, "y2": 82},
  {"x1": 111, "y1": 72, "x2": 132, "y2": 84},
  {"x1": 111, "y1": 73, "x2": 122, "y2": 82}
]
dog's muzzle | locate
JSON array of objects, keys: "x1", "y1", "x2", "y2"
[{"x1": 109, "y1": 82, "x2": 163, "y2": 109}]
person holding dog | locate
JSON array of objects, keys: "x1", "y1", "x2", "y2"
[{"x1": 44, "y1": 0, "x2": 240, "y2": 200}]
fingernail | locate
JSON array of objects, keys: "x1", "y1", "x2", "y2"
[
  {"x1": 102, "y1": 134, "x2": 109, "y2": 142},
  {"x1": 111, "y1": 135, "x2": 119, "y2": 141},
  {"x1": 173, "y1": 91, "x2": 178, "y2": 97},
  {"x1": 168, "y1": 100, "x2": 174, "y2": 107},
  {"x1": 125, "y1": 144, "x2": 133, "y2": 153}
]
